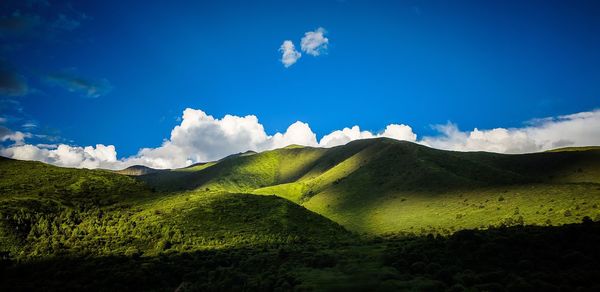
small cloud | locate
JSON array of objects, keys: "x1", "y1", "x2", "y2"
[
  {"x1": 279, "y1": 40, "x2": 301, "y2": 68},
  {"x1": 300, "y1": 27, "x2": 329, "y2": 56},
  {"x1": 0, "y1": 3, "x2": 88, "y2": 41},
  {"x1": 22, "y1": 121, "x2": 37, "y2": 128},
  {"x1": 35, "y1": 143, "x2": 57, "y2": 149},
  {"x1": 0, "y1": 117, "x2": 6, "y2": 123},
  {"x1": 51, "y1": 13, "x2": 80, "y2": 31},
  {"x1": 0, "y1": 125, "x2": 30, "y2": 145},
  {"x1": 45, "y1": 71, "x2": 113, "y2": 98},
  {"x1": 0, "y1": 61, "x2": 28, "y2": 96}
]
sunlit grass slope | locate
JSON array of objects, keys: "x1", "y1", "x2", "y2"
[
  {"x1": 143, "y1": 138, "x2": 600, "y2": 234},
  {"x1": 547, "y1": 146, "x2": 600, "y2": 152},
  {"x1": 140, "y1": 146, "x2": 330, "y2": 192},
  {"x1": 0, "y1": 157, "x2": 351, "y2": 258}
]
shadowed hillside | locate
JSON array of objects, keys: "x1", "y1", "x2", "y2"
[
  {"x1": 114, "y1": 165, "x2": 164, "y2": 176},
  {"x1": 3, "y1": 220, "x2": 600, "y2": 291}
]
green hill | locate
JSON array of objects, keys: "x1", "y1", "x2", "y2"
[
  {"x1": 140, "y1": 138, "x2": 600, "y2": 233},
  {"x1": 0, "y1": 156, "x2": 351, "y2": 258}
]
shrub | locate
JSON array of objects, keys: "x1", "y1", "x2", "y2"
[{"x1": 410, "y1": 261, "x2": 427, "y2": 274}]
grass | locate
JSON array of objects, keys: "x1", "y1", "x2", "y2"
[{"x1": 305, "y1": 184, "x2": 600, "y2": 234}]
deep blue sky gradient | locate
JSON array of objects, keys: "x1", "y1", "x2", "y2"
[{"x1": 2, "y1": 0, "x2": 599, "y2": 156}]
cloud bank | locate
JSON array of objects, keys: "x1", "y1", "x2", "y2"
[
  {"x1": 2, "y1": 143, "x2": 119, "y2": 169},
  {"x1": 1, "y1": 108, "x2": 599, "y2": 170},
  {"x1": 421, "y1": 111, "x2": 600, "y2": 154}
]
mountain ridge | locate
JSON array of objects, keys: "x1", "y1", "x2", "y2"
[
  {"x1": 131, "y1": 137, "x2": 600, "y2": 233},
  {"x1": 2, "y1": 138, "x2": 600, "y2": 235}
]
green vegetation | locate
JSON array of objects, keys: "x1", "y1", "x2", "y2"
[
  {"x1": 0, "y1": 157, "x2": 351, "y2": 258},
  {"x1": 3, "y1": 221, "x2": 600, "y2": 291},
  {"x1": 142, "y1": 138, "x2": 600, "y2": 234},
  {"x1": 2, "y1": 138, "x2": 600, "y2": 290}
]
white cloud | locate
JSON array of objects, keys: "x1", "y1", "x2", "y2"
[
  {"x1": 1, "y1": 108, "x2": 599, "y2": 170},
  {"x1": 300, "y1": 27, "x2": 328, "y2": 56},
  {"x1": 279, "y1": 40, "x2": 301, "y2": 68},
  {"x1": 22, "y1": 122, "x2": 37, "y2": 128},
  {"x1": 421, "y1": 123, "x2": 538, "y2": 153},
  {"x1": 381, "y1": 124, "x2": 418, "y2": 142},
  {"x1": 120, "y1": 109, "x2": 319, "y2": 169},
  {"x1": 319, "y1": 124, "x2": 417, "y2": 147},
  {"x1": 1, "y1": 144, "x2": 119, "y2": 169},
  {"x1": 421, "y1": 110, "x2": 600, "y2": 153},
  {"x1": 319, "y1": 126, "x2": 374, "y2": 148},
  {"x1": 269, "y1": 121, "x2": 318, "y2": 149},
  {"x1": 525, "y1": 111, "x2": 600, "y2": 150},
  {"x1": 0, "y1": 126, "x2": 29, "y2": 145}
]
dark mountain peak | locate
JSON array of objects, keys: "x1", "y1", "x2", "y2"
[{"x1": 115, "y1": 165, "x2": 162, "y2": 176}]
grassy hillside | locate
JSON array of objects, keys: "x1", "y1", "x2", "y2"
[
  {"x1": 0, "y1": 157, "x2": 352, "y2": 258},
  {"x1": 140, "y1": 138, "x2": 600, "y2": 234}
]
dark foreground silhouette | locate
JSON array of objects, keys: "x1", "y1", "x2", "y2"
[{"x1": 2, "y1": 219, "x2": 600, "y2": 291}]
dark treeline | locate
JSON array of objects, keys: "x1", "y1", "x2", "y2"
[{"x1": 2, "y1": 220, "x2": 600, "y2": 291}]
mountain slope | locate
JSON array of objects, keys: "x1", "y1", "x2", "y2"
[
  {"x1": 2, "y1": 142, "x2": 600, "y2": 292},
  {"x1": 139, "y1": 138, "x2": 600, "y2": 233},
  {"x1": 0, "y1": 157, "x2": 352, "y2": 257},
  {"x1": 114, "y1": 165, "x2": 163, "y2": 176}
]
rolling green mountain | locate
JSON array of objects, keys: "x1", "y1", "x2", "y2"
[
  {"x1": 0, "y1": 156, "x2": 351, "y2": 258},
  {"x1": 140, "y1": 138, "x2": 600, "y2": 233},
  {"x1": 2, "y1": 139, "x2": 600, "y2": 290}
]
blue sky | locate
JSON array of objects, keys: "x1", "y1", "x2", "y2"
[{"x1": 1, "y1": 0, "x2": 599, "y2": 169}]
